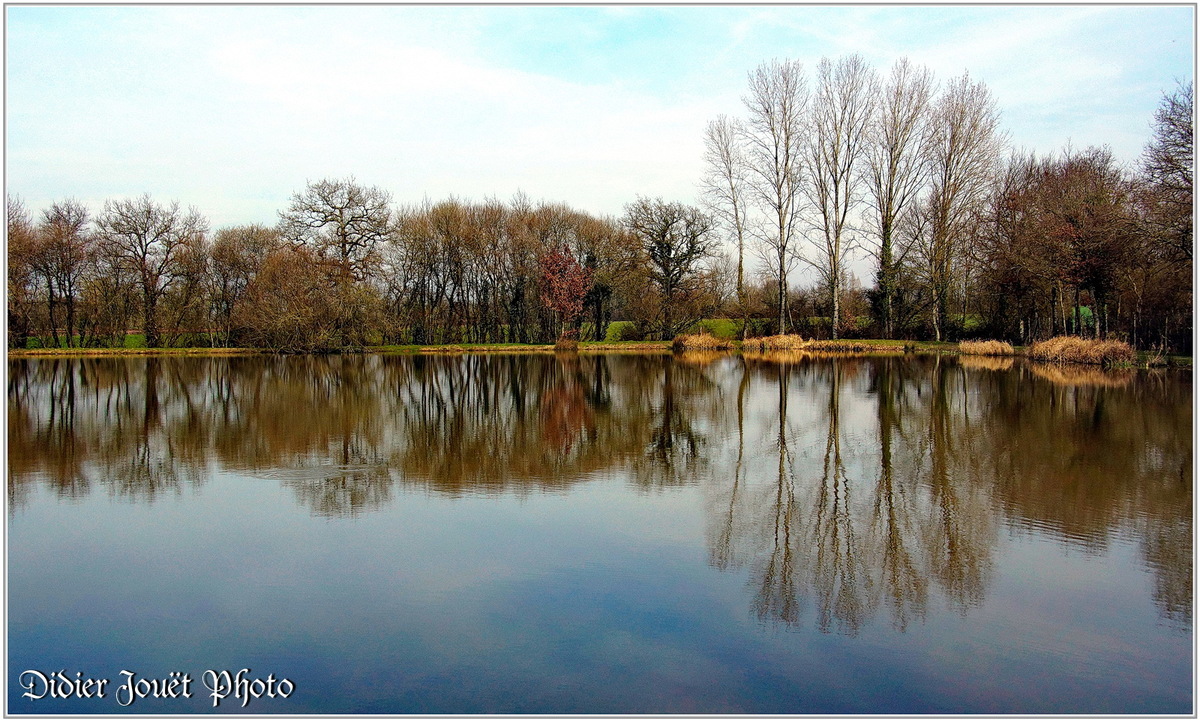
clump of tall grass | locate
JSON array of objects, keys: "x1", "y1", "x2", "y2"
[
  {"x1": 741, "y1": 334, "x2": 805, "y2": 351},
  {"x1": 672, "y1": 332, "x2": 733, "y2": 353},
  {"x1": 958, "y1": 339, "x2": 1014, "y2": 356},
  {"x1": 554, "y1": 337, "x2": 579, "y2": 352},
  {"x1": 804, "y1": 339, "x2": 896, "y2": 353},
  {"x1": 1027, "y1": 336, "x2": 1136, "y2": 366}
]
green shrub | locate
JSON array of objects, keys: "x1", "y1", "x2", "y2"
[
  {"x1": 693, "y1": 318, "x2": 741, "y2": 339},
  {"x1": 605, "y1": 321, "x2": 644, "y2": 342}
]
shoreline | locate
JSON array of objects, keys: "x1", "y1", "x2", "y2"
[
  {"x1": 5, "y1": 341, "x2": 676, "y2": 358},
  {"x1": 7, "y1": 340, "x2": 1189, "y2": 368}
]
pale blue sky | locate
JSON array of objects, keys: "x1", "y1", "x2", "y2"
[{"x1": 6, "y1": 5, "x2": 1195, "y2": 234}]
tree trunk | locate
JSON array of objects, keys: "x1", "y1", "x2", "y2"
[
  {"x1": 663, "y1": 282, "x2": 674, "y2": 341},
  {"x1": 933, "y1": 295, "x2": 942, "y2": 342},
  {"x1": 144, "y1": 293, "x2": 159, "y2": 349},
  {"x1": 880, "y1": 221, "x2": 894, "y2": 339},
  {"x1": 65, "y1": 298, "x2": 76, "y2": 348},
  {"x1": 46, "y1": 287, "x2": 60, "y2": 348},
  {"x1": 1073, "y1": 286, "x2": 1081, "y2": 337},
  {"x1": 737, "y1": 242, "x2": 746, "y2": 331},
  {"x1": 777, "y1": 248, "x2": 787, "y2": 335},
  {"x1": 1050, "y1": 284, "x2": 1060, "y2": 336},
  {"x1": 831, "y1": 272, "x2": 840, "y2": 340}
]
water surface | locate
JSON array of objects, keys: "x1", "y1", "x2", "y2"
[{"x1": 7, "y1": 353, "x2": 1192, "y2": 714}]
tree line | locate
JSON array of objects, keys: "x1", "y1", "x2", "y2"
[
  {"x1": 702, "y1": 55, "x2": 1192, "y2": 351},
  {"x1": 7, "y1": 56, "x2": 1192, "y2": 352},
  {"x1": 7, "y1": 187, "x2": 728, "y2": 351}
]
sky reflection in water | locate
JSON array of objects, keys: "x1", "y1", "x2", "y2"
[{"x1": 7, "y1": 353, "x2": 1192, "y2": 714}]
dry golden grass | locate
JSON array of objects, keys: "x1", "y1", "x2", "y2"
[
  {"x1": 803, "y1": 339, "x2": 899, "y2": 353},
  {"x1": 553, "y1": 337, "x2": 580, "y2": 352},
  {"x1": 742, "y1": 348, "x2": 903, "y2": 365},
  {"x1": 1026, "y1": 336, "x2": 1136, "y2": 365},
  {"x1": 741, "y1": 334, "x2": 805, "y2": 351},
  {"x1": 959, "y1": 354, "x2": 1015, "y2": 371},
  {"x1": 959, "y1": 339, "x2": 1015, "y2": 356},
  {"x1": 1028, "y1": 362, "x2": 1133, "y2": 387},
  {"x1": 672, "y1": 332, "x2": 734, "y2": 352}
]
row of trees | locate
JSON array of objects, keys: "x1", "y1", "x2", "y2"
[
  {"x1": 702, "y1": 55, "x2": 1191, "y2": 350},
  {"x1": 7, "y1": 58, "x2": 1191, "y2": 352},
  {"x1": 8, "y1": 184, "x2": 730, "y2": 350}
]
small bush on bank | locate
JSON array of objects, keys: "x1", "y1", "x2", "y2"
[
  {"x1": 672, "y1": 332, "x2": 733, "y2": 352},
  {"x1": 959, "y1": 339, "x2": 1015, "y2": 356},
  {"x1": 1027, "y1": 336, "x2": 1136, "y2": 365}
]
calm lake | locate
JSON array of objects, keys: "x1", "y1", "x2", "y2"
[{"x1": 7, "y1": 352, "x2": 1192, "y2": 714}]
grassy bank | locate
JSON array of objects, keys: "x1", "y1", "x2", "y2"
[
  {"x1": 5, "y1": 338, "x2": 950, "y2": 358},
  {"x1": 8, "y1": 334, "x2": 1188, "y2": 367}
]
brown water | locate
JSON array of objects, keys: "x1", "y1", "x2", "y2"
[{"x1": 7, "y1": 353, "x2": 1192, "y2": 714}]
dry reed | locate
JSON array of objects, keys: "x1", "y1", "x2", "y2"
[
  {"x1": 671, "y1": 332, "x2": 734, "y2": 352},
  {"x1": 958, "y1": 339, "x2": 1015, "y2": 356},
  {"x1": 740, "y1": 334, "x2": 805, "y2": 351},
  {"x1": 1026, "y1": 336, "x2": 1136, "y2": 366},
  {"x1": 803, "y1": 339, "x2": 898, "y2": 353}
]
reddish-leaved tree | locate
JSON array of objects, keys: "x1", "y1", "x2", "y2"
[{"x1": 539, "y1": 245, "x2": 593, "y2": 339}]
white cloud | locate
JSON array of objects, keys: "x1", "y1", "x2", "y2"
[
  {"x1": 6, "y1": 4, "x2": 1192, "y2": 236},
  {"x1": 195, "y1": 28, "x2": 712, "y2": 223}
]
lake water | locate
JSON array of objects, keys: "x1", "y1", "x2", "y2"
[{"x1": 7, "y1": 352, "x2": 1192, "y2": 714}]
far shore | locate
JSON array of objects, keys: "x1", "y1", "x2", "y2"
[
  {"x1": 7, "y1": 341, "x2": 673, "y2": 357},
  {"x1": 6, "y1": 339, "x2": 1190, "y2": 368}
]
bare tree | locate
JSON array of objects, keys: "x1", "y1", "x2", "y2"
[
  {"x1": 922, "y1": 73, "x2": 1005, "y2": 341},
  {"x1": 742, "y1": 59, "x2": 809, "y2": 334},
  {"x1": 7, "y1": 195, "x2": 37, "y2": 348},
  {"x1": 623, "y1": 196, "x2": 716, "y2": 339},
  {"x1": 701, "y1": 115, "x2": 751, "y2": 337},
  {"x1": 208, "y1": 224, "x2": 280, "y2": 345},
  {"x1": 803, "y1": 54, "x2": 876, "y2": 339},
  {"x1": 35, "y1": 199, "x2": 93, "y2": 347},
  {"x1": 95, "y1": 194, "x2": 208, "y2": 348},
  {"x1": 279, "y1": 177, "x2": 392, "y2": 281},
  {"x1": 864, "y1": 58, "x2": 935, "y2": 338},
  {"x1": 1141, "y1": 81, "x2": 1193, "y2": 262}
]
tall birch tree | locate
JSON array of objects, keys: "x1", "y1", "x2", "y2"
[
  {"x1": 922, "y1": 72, "x2": 1004, "y2": 340},
  {"x1": 701, "y1": 115, "x2": 750, "y2": 337},
  {"x1": 803, "y1": 54, "x2": 876, "y2": 339},
  {"x1": 742, "y1": 59, "x2": 809, "y2": 334},
  {"x1": 864, "y1": 58, "x2": 935, "y2": 338}
]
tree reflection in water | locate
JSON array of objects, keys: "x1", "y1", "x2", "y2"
[
  {"x1": 8, "y1": 353, "x2": 1191, "y2": 628},
  {"x1": 704, "y1": 353, "x2": 1189, "y2": 634}
]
